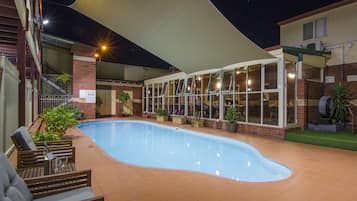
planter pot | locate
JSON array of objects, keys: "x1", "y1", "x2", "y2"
[
  {"x1": 172, "y1": 116, "x2": 186, "y2": 125},
  {"x1": 156, "y1": 116, "x2": 168, "y2": 122},
  {"x1": 192, "y1": 119, "x2": 204, "y2": 128},
  {"x1": 227, "y1": 123, "x2": 237, "y2": 133}
]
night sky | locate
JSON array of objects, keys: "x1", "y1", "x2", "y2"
[{"x1": 43, "y1": 0, "x2": 342, "y2": 68}]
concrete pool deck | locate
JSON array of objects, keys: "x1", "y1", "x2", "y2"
[{"x1": 16, "y1": 117, "x2": 357, "y2": 201}]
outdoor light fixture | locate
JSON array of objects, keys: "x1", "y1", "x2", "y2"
[
  {"x1": 42, "y1": 19, "x2": 49, "y2": 25},
  {"x1": 247, "y1": 79, "x2": 252, "y2": 85},
  {"x1": 101, "y1": 45, "x2": 107, "y2": 51},
  {"x1": 197, "y1": 76, "x2": 202, "y2": 81},
  {"x1": 94, "y1": 53, "x2": 99, "y2": 58},
  {"x1": 187, "y1": 86, "x2": 191, "y2": 91},
  {"x1": 288, "y1": 73, "x2": 296, "y2": 79}
]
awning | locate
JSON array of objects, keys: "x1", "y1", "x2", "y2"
[{"x1": 71, "y1": 0, "x2": 273, "y2": 73}]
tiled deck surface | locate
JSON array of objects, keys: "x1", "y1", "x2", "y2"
[{"x1": 22, "y1": 118, "x2": 357, "y2": 200}]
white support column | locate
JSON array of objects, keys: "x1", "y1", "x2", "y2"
[
  {"x1": 184, "y1": 78, "x2": 188, "y2": 116},
  {"x1": 219, "y1": 70, "x2": 224, "y2": 120},
  {"x1": 297, "y1": 61, "x2": 303, "y2": 80},
  {"x1": 278, "y1": 58, "x2": 285, "y2": 128},
  {"x1": 261, "y1": 65, "x2": 265, "y2": 124}
]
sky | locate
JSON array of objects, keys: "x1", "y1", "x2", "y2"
[{"x1": 43, "y1": 0, "x2": 342, "y2": 68}]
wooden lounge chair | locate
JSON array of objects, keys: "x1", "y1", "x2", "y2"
[
  {"x1": 11, "y1": 127, "x2": 75, "y2": 168},
  {"x1": 0, "y1": 153, "x2": 104, "y2": 201}
]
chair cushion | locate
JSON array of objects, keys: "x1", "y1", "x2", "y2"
[
  {"x1": 0, "y1": 153, "x2": 33, "y2": 201},
  {"x1": 33, "y1": 187, "x2": 95, "y2": 201},
  {"x1": 13, "y1": 127, "x2": 37, "y2": 151}
]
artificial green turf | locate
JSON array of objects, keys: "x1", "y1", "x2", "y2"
[{"x1": 285, "y1": 129, "x2": 357, "y2": 151}]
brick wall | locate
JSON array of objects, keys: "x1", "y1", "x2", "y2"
[
  {"x1": 72, "y1": 57, "x2": 96, "y2": 119},
  {"x1": 325, "y1": 63, "x2": 357, "y2": 99}
]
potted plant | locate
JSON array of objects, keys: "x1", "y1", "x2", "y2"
[
  {"x1": 156, "y1": 109, "x2": 168, "y2": 122},
  {"x1": 118, "y1": 91, "x2": 131, "y2": 116},
  {"x1": 55, "y1": 73, "x2": 72, "y2": 93},
  {"x1": 192, "y1": 111, "x2": 204, "y2": 128},
  {"x1": 225, "y1": 106, "x2": 238, "y2": 132},
  {"x1": 331, "y1": 82, "x2": 350, "y2": 128}
]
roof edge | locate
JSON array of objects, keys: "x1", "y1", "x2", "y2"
[{"x1": 278, "y1": 0, "x2": 357, "y2": 26}]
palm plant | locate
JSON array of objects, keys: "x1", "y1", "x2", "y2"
[{"x1": 331, "y1": 82, "x2": 350, "y2": 124}]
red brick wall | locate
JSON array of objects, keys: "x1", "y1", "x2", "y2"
[
  {"x1": 204, "y1": 119, "x2": 286, "y2": 138},
  {"x1": 297, "y1": 80, "x2": 307, "y2": 129},
  {"x1": 324, "y1": 63, "x2": 357, "y2": 99},
  {"x1": 72, "y1": 58, "x2": 96, "y2": 119}
]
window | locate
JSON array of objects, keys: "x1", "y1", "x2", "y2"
[
  {"x1": 160, "y1": 82, "x2": 167, "y2": 96},
  {"x1": 265, "y1": 63, "x2": 277, "y2": 89},
  {"x1": 235, "y1": 68, "x2": 246, "y2": 93},
  {"x1": 303, "y1": 18, "x2": 327, "y2": 40},
  {"x1": 263, "y1": 92, "x2": 279, "y2": 125},
  {"x1": 315, "y1": 17, "x2": 327, "y2": 38},
  {"x1": 186, "y1": 78, "x2": 193, "y2": 94},
  {"x1": 248, "y1": 65, "x2": 261, "y2": 92},
  {"x1": 248, "y1": 93, "x2": 261, "y2": 123},
  {"x1": 303, "y1": 22, "x2": 314, "y2": 40},
  {"x1": 222, "y1": 71, "x2": 233, "y2": 92}
]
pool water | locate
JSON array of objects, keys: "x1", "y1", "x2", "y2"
[{"x1": 77, "y1": 120, "x2": 291, "y2": 182}]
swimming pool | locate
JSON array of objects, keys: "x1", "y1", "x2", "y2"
[{"x1": 77, "y1": 120, "x2": 291, "y2": 182}]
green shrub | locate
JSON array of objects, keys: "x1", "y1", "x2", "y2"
[
  {"x1": 42, "y1": 106, "x2": 79, "y2": 137},
  {"x1": 118, "y1": 91, "x2": 131, "y2": 103},
  {"x1": 331, "y1": 82, "x2": 350, "y2": 123},
  {"x1": 156, "y1": 108, "x2": 168, "y2": 116},
  {"x1": 32, "y1": 131, "x2": 60, "y2": 142},
  {"x1": 225, "y1": 106, "x2": 237, "y2": 124},
  {"x1": 55, "y1": 73, "x2": 72, "y2": 85},
  {"x1": 61, "y1": 104, "x2": 83, "y2": 120}
]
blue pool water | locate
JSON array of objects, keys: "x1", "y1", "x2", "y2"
[{"x1": 77, "y1": 120, "x2": 291, "y2": 182}]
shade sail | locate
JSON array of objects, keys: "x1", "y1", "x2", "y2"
[{"x1": 71, "y1": 0, "x2": 273, "y2": 73}]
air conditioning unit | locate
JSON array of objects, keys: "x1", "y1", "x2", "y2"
[{"x1": 305, "y1": 41, "x2": 324, "y2": 51}]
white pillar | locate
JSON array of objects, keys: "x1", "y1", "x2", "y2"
[{"x1": 278, "y1": 58, "x2": 285, "y2": 128}]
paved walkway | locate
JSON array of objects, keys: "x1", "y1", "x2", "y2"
[{"x1": 67, "y1": 118, "x2": 357, "y2": 201}]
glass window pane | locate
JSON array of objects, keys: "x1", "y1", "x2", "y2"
[
  {"x1": 248, "y1": 65, "x2": 261, "y2": 92},
  {"x1": 211, "y1": 95, "x2": 219, "y2": 119},
  {"x1": 224, "y1": 94, "x2": 234, "y2": 120},
  {"x1": 265, "y1": 63, "x2": 277, "y2": 89},
  {"x1": 202, "y1": 74, "x2": 210, "y2": 94},
  {"x1": 186, "y1": 78, "x2": 193, "y2": 94},
  {"x1": 144, "y1": 97, "x2": 147, "y2": 112},
  {"x1": 235, "y1": 93, "x2": 246, "y2": 122},
  {"x1": 158, "y1": 83, "x2": 162, "y2": 97},
  {"x1": 263, "y1": 93, "x2": 279, "y2": 125},
  {"x1": 235, "y1": 68, "x2": 246, "y2": 93},
  {"x1": 315, "y1": 17, "x2": 327, "y2": 38},
  {"x1": 248, "y1": 93, "x2": 261, "y2": 123},
  {"x1": 194, "y1": 96, "x2": 202, "y2": 117},
  {"x1": 202, "y1": 95, "x2": 209, "y2": 118},
  {"x1": 154, "y1": 97, "x2": 158, "y2": 112},
  {"x1": 195, "y1": 76, "x2": 202, "y2": 94},
  {"x1": 148, "y1": 97, "x2": 152, "y2": 112},
  {"x1": 168, "y1": 97, "x2": 174, "y2": 114},
  {"x1": 188, "y1": 96, "x2": 194, "y2": 116},
  {"x1": 179, "y1": 95, "x2": 185, "y2": 115},
  {"x1": 223, "y1": 71, "x2": 233, "y2": 91},
  {"x1": 211, "y1": 72, "x2": 221, "y2": 92},
  {"x1": 148, "y1": 86, "x2": 152, "y2": 97},
  {"x1": 303, "y1": 22, "x2": 314, "y2": 40}
]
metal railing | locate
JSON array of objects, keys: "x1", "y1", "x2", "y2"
[{"x1": 40, "y1": 95, "x2": 73, "y2": 113}]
